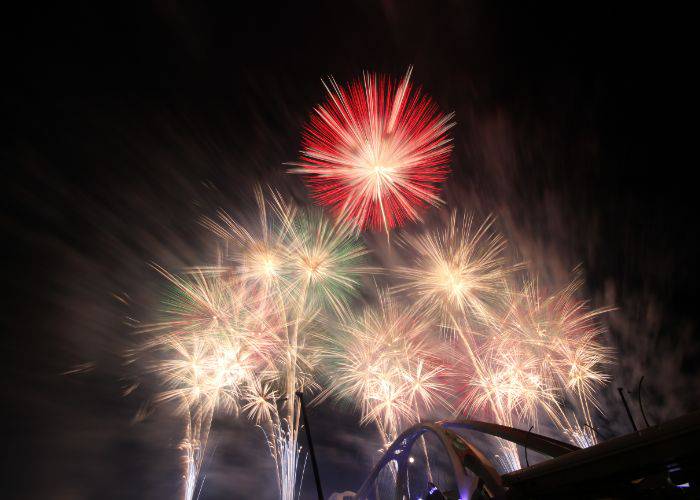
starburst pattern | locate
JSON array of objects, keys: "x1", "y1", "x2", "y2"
[
  {"x1": 395, "y1": 212, "x2": 511, "y2": 328},
  {"x1": 320, "y1": 289, "x2": 449, "y2": 446},
  {"x1": 289, "y1": 67, "x2": 455, "y2": 232}
]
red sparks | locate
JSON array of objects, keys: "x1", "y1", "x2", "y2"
[{"x1": 289, "y1": 68, "x2": 455, "y2": 232}]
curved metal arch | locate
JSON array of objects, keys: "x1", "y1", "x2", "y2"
[
  {"x1": 355, "y1": 421, "x2": 579, "y2": 499},
  {"x1": 441, "y1": 419, "x2": 579, "y2": 458},
  {"x1": 355, "y1": 422, "x2": 505, "y2": 500}
]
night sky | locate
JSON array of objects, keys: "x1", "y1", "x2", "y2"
[{"x1": 5, "y1": 2, "x2": 698, "y2": 499}]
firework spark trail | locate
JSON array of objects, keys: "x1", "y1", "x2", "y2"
[
  {"x1": 131, "y1": 67, "x2": 618, "y2": 487},
  {"x1": 289, "y1": 67, "x2": 455, "y2": 234},
  {"x1": 159, "y1": 187, "x2": 369, "y2": 498},
  {"x1": 320, "y1": 289, "x2": 450, "y2": 450},
  {"x1": 450, "y1": 332, "x2": 557, "y2": 472},
  {"x1": 179, "y1": 405, "x2": 214, "y2": 500},
  {"x1": 243, "y1": 379, "x2": 303, "y2": 499},
  {"x1": 395, "y1": 211, "x2": 613, "y2": 471},
  {"x1": 395, "y1": 211, "x2": 512, "y2": 331},
  {"x1": 494, "y1": 278, "x2": 614, "y2": 447},
  {"x1": 449, "y1": 277, "x2": 613, "y2": 469},
  {"x1": 393, "y1": 210, "x2": 530, "y2": 470},
  {"x1": 394, "y1": 211, "x2": 514, "y2": 417},
  {"x1": 140, "y1": 267, "x2": 277, "y2": 498},
  {"x1": 142, "y1": 199, "x2": 613, "y2": 485},
  {"x1": 142, "y1": 270, "x2": 310, "y2": 497}
]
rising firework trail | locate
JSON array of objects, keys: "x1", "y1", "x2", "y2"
[
  {"x1": 451, "y1": 276, "x2": 613, "y2": 470},
  {"x1": 491, "y1": 277, "x2": 614, "y2": 449},
  {"x1": 155, "y1": 187, "x2": 369, "y2": 499},
  {"x1": 139, "y1": 268, "x2": 278, "y2": 498},
  {"x1": 394, "y1": 211, "x2": 613, "y2": 470},
  {"x1": 289, "y1": 67, "x2": 456, "y2": 234}
]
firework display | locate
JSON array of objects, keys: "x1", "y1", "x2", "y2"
[
  {"x1": 395, "y1": 212, "x2": 511, "y2": 328},
  {"x1": 288, "y1": 67, "x2": 456, "y2": 233},
  {"x1": 133, "y1": 70, "x2": 614, "y2": 498},
  {"x1": 141, "y1": 190, "x2": 369, "y2": 499},
  {"x1": 318, "y1": 288, "x2": 450, "y2": 448},
  {"x1": 394, "y1": 214, "x2": 612, "y2": 471}
]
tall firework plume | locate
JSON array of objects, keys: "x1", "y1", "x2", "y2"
[
  {"x1": 139, "y1": 188, "x2": 370, "y2": 499},
  {"x1": 394, "y1": 212, "x2": 613, "y2": 472}
]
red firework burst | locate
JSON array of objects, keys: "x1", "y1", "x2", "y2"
[{"x1": 289, "y1": 68, "x2": 455, "y2": 232}]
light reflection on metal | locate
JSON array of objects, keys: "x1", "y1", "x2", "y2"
[{"x1": 355, "y1": 419, "x2": 578, "y2": 500}]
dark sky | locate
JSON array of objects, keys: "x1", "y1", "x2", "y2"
[{"x1": 4, "y1": 2, "x2": 698, "y2": 499}]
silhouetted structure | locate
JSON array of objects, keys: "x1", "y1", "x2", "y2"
[{"x1": 356, "y1": 411, "x2": 700, "y2": 498}]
